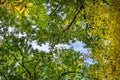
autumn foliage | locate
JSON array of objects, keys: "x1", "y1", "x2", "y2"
[{"x1": 0, "y1": 0, "x2": 120, "y2": 80}]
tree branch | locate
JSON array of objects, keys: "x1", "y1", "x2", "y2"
[
  {"x1": 0, "y1": 72, "x2": 8, "y2": 80},
  {"x1": 50, "y1": 4, "x2": 59, "y2": 16},
  {"x1": 58, "y1": 70, "x2": 91, "y2": 79},
  {"x1": 12, "y1": 54, "x2": 32, "y2": 78},
  {"x1": 62, "y1": 0, "x2": 85, "y2": 32},
  {"x1": 33, "y1": 61, "x2": 39, "y2": 80},
  {"x1": 58, "y1": 71, "x2": 83, "y2": 80},
  {"x1": 103, "y1": 0, "x2": 110, "y2": 6},
  {"x1": 62, "y1": 10, "x2": 79, "y2": 32},
  {"x1": 50, "y1": 3, "x2": 62, "y2": 16},
  {"x1": 11, "y1": 39, "x2": 32, "y2": 78}
]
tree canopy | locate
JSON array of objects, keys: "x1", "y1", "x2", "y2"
[{"x1": 0, "y1": 0, "x2": 120, "y2": 80}]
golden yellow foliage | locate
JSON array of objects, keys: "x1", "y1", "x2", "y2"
[
  {"x1": 85, "y1": 0, "x2": 120, "y2": 79},
  {"x1": 1, "y1": 0, "x2": 33, "y2": 17}
]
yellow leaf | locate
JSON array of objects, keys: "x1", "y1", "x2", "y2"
[
  {"x1": 26, "y1": 3, "x2": 33, "y2": 7},
  {"x1": 58, "y1": 66, "x2": 62, "y2": 70},
  {"x1": 1, "y1": 0, "x2": 8, "y2": 6},
  {"x1": 15, "y1": 6, "x2": 20, "y2": 11},
  {"x1": 19, "y1": 0, "x2": 23, "y2": 2},
  {"x1": 1, "y1": 0, "x2": 5, "y2": 2},
  {"x1": 24, "y1": 11, "x2": 28, "y2": 17},
  {"x1": 10, "y1": 5, "x2": 15, "y2": 13},
  {"x1": 77, "y1": 61, "x2": 82, "y2": 66},
  {"x1": 25, "y1": 8, "x2": 29, "y2": 13},
  {"x1": 12, "y1": 2, "x2": 19, "y2": 6},
  {"x1": 19, "y1": 6, "x2": 25, "y2": 13}
]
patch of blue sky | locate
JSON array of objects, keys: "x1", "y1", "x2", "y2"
[
  {"x1": 85, "y1": 58, "x2": 95, "y2": 65},
  {"x1": 69, "y1": 40, "x2": 91, "y2": 54},
  {"x1": 43, "y1": 3, "x2": 51, "y2": 15}
]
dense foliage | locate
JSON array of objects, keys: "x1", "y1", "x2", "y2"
[{"x1": 0, "y1": 0, "x2": 120, "y2": 80}]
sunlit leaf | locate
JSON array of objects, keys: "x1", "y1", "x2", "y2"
[
  {"x1": 26, "y1": 3, "x2": 33, "y2": 7},
  {"x1": 24, "y1": 9, "x2": 29, "y2": 17}
]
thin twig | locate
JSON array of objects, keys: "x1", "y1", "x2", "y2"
[
  {"x1": 33, "y1": 62, "x2": 39, "y2": 80},
  {"x1": 0, "y1": 72, "x2": 8, "y2": 80},
  {"x1": 50, "y1": 4, "x2": 59, "y2": 16},
  {"x1": 12, "y1": 53, "x2": 32, "y2": 78},
  {"x1": 49, "y1": 0, "x2": 63, "y2": 16}
]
